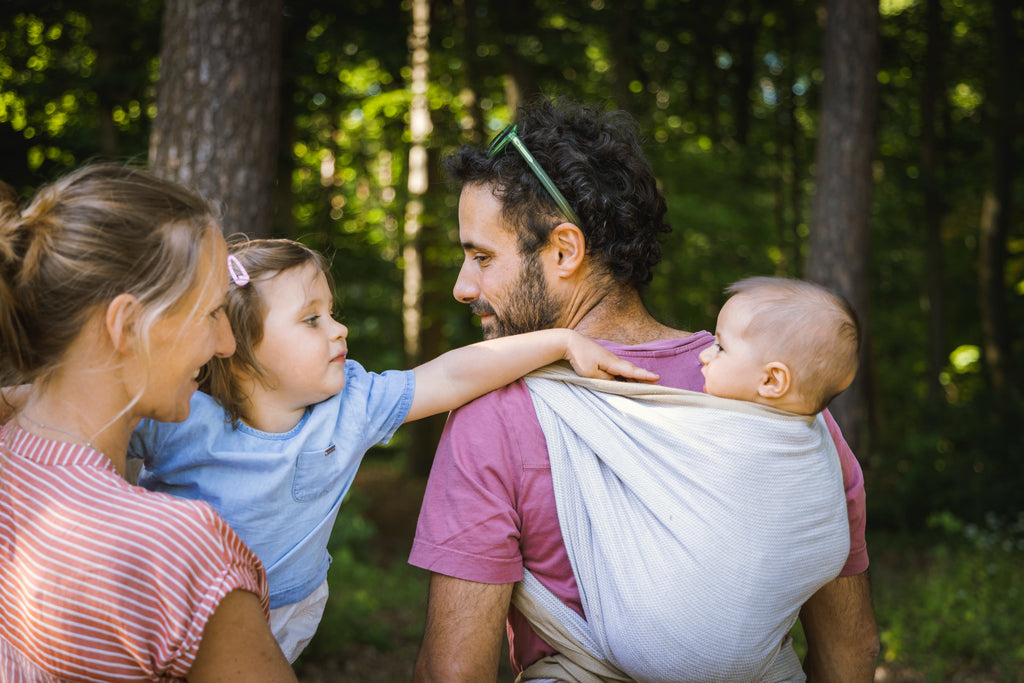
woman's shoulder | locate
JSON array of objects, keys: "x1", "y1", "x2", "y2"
[{"x1": 99, "y1": 476, "x2": 238, "y2": 555}]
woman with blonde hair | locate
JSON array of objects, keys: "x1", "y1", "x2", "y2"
[{"x1": 0, "y1": 164, "x2": 296, "y2": 681}]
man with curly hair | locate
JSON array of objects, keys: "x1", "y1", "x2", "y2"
[{"x1": 409, "y1": 98, "x2": 880, "y2": 682}]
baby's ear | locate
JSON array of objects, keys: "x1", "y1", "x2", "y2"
[
  {"x1": 758, "y1": 361, "x2": 791, "y2": 399},
  {"x1": 105, "y1": 293, "x2": 141, "y2": 353}
]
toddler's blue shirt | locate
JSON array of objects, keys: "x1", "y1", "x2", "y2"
[{"x1": 131, "y1": 360, "x2": 415, "y2": 609}]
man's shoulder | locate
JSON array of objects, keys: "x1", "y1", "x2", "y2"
[{"x1": 451, "y1": 377, "x2": 534, "y2": 419}]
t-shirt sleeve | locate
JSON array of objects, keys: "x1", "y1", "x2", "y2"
[
  {"x1": 409, "y1": 388, "x2": 527, "y2": 584},
  {"x1": 352, "y1": 362, "x2": 416, "y2": 446},
  {"x1": 130, "y1": 494, "x2": 269, "y2": 678},
  {"x1": 823, "y1": 409, "x2": 869, "y2": 576}
]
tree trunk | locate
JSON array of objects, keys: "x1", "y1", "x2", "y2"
[
  {"x1": 149, "y1": 0, "x2": 283, "y2": 238},
  {"x1": 922, "y1": 0, "x2": 947, "y2": 406},
  {"x1": 609, "y1": 2, "x2": 641, "y2": 115},
  {"x1": 807, "y1": 0, "x2": 879, "y2": 455},
  {"x1": 732, "y1": 0, "x2": 759, "y2": 146},
  {"x1": 498, "y1": 0, "x2": 540, "y2": 111},
  {"x1": 404, "y1": 0, "x2": 445, "y2": 477},
  {"x1": 978, "y1": 0, "x2": 1017, "y2": 401},
  {"x1": 454, "y1": 0, "x2": 486, "y2": 145}
]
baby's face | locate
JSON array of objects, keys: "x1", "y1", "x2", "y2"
[{"x1": 698, "y1": 297, "x2": 764, "y2": 402}]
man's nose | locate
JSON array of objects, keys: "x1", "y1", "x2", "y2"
[{"x1": 453, "y1": 261, "x2": 478, "y2": 303}]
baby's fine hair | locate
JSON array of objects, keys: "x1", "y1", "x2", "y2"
[
  {"x1": 0, "y1": 163, "x2": 221, "y2": 387},
  {"x1": 203, "y1": 238, "x2": 333, "y2": 425},
  {"x1": 726, "y1": 276, "x2": 861, "y2": 414}
]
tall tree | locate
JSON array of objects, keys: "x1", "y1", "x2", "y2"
[
  {"x1": 149, "y1": 0, "x2": 283, "y2": 238},
  {"x1": 453, "y1": 0, "x2": 486, "y2": 145},
  {"x1": 403, "y1": 0, "x2": 445, "y2": 476},
  {"x1": 497, "y1": 0, "x2": 540, "y2": 110},
  {"x1": 807, "y1": 0, "x2": 880, "y2": 454},
  {"x1": 922, "y1": 0, "x2": 947, "y2": 406},
  {"x1": 978, "y1": 0, "x2": 1018, "y2": 401}
]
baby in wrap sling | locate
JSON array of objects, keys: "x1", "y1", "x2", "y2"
[{"x1": 516, "y1": 277, "x2": 863, "y2": 683}]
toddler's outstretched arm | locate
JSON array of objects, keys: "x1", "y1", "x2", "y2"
[{"x1": 405, "y1": 329, "x2": 658, "y2": 422}]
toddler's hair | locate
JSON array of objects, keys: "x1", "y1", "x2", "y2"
[
  {"x1": 203, "y1": 238, "x2": 333, "y2": 425},
  {"x1": 725, "y1": 276, "x2": 861, "y2": 414},
  {"x1": 0, "y1": 163, "x2": 221, "y2": 387}
]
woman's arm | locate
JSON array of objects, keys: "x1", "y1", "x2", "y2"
[
  {"x1": 188, "y1": 590, "x2": 297, "y2": 682},
  {"x1": 406, "y1": 328, "x2": 658, "y2": 422}
]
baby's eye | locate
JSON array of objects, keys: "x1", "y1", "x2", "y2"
[{"x1": 714, "y1": 343, "x2": 724, "y2": 352}]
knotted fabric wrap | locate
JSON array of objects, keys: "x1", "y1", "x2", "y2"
[{"x1": 518, "y1": 363, "x2": 849, "y2": 683}]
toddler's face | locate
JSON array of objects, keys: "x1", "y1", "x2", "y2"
[
  {"x1": 252, "y1": 262, "x2": 349, "y2": 410},
  {"x1": 698, "y1": 296, "x2": 764, "y2": 403}
]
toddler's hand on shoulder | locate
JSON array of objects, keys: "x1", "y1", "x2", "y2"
[{"x1": 562, "y1": 332, "x2": 660, "y2": 384}]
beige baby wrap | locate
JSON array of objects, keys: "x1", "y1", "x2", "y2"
[{"x1": 517, "y1": 364, "x2": 849, "y2": 683}]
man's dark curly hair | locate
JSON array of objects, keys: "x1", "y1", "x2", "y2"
[{"x1": 443, "y1": 97, "x2": 671, "y2": 290}]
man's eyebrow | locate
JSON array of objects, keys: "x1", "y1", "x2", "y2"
[{"x1": 461, "y1": 240, "x2": 484, "y2": 251}]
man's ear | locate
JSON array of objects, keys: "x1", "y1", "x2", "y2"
[
  {"x1": 548, "y1": 222, "x2": 586, "y2": 277},
  {"x1": 758, "y1": 361, "x2": 791, "y2": 399},
  {"x1": 105, "y1": 293, "x2": 141, "y2": 353}
]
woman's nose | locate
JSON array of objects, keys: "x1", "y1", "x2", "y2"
[{"x1": 214, "y1": 314, "x2": 236, "y2": 358}]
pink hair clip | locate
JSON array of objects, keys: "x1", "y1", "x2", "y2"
[{"x1": 227, "y1": 255, "x2": 250, "y2": 286}]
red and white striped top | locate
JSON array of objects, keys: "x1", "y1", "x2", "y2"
[{"x1": 0, "y1": 421, "x2": 269, "y2": 682}]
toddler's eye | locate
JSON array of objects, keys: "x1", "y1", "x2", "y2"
[{"x1": 304, "y1": 315, "x2": 320, "y2": 327}]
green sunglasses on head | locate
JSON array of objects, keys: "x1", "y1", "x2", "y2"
[{"x1": 486, "y1": 123, "x2": 582, "y2": 226}]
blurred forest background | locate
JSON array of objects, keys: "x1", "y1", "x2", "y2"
[{"x1": 1, "y1": 0, "x2": 1022, "y2": 680}]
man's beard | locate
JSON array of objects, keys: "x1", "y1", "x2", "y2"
[{"x1": 474, "y1": 251, "x2": 561, "y2": 339}]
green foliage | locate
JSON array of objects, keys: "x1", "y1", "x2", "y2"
[
  {"x1": 1, "y1": 0, "x2": 1021, "y2": 542},
  {"x1": 0, "y1": 3, "x2": 159, "y2": 185},
  {"x1": 871, "y1": 520, "x2": 1024, "y2": 681}
]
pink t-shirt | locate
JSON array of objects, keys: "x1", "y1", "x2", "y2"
[
  {"x1": 409, "y1": 332, "x2": 869, "y2": 675},
  {"x1": 0, "y1": 422, "x2": 268, "y2": 682}
]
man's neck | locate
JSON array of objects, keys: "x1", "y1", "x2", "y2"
[{"x1": 561, "y1": 286, "x2": 690, "y2": 346}]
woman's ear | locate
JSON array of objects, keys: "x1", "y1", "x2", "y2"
[
  {"x1": 758, "y1": 361, "x2": 792, "y2": 399},
  {"x1": 549, "y1": 222, "x2": 586, "y2": 277},
  {"x1": 105, "y1": 293, "x2": 141, "y2": 353}
]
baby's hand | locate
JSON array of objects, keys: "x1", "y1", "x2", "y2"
[{"x1": 562, "y1": 331, "x2": 660, "y2": 383}]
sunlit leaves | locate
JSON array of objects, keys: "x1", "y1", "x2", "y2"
[{"x1": 0, "y1": 7, "x2": 158, "y2": 173}]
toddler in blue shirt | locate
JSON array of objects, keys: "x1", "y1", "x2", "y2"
[{"x1": 129, "y1": 238, "x2": 656, "y2": 662}]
